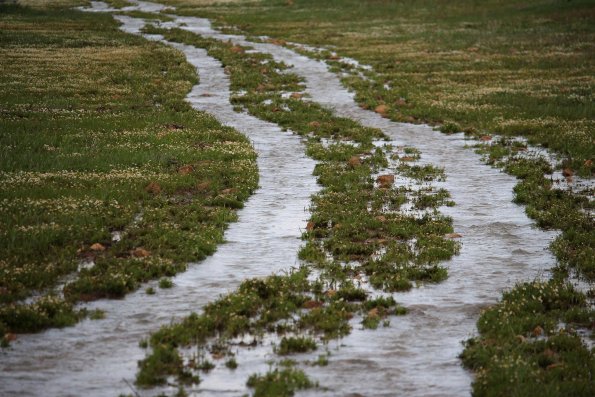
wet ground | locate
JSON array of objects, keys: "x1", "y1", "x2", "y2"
[{"x1": 0, "y1": 1, "x2": 571, "y2": 396}]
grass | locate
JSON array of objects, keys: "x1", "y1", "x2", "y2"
[
  {"x1": 168, "y1": 0, "x2": 594, "y2": 174},
  {"x1": 0, "y1": 2, "x2": 257, "y2": 339}
]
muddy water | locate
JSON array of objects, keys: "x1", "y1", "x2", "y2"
[
  {"x1": 0, "y1": 9, "x2": 318, "y2": 397},
  {"x1": 143, "y1": 7, "x2": 560, "y2": 397}
]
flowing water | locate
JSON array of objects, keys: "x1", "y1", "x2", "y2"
[{"x1": 0, "y1": 2, "x2": 568, "y2": 396}]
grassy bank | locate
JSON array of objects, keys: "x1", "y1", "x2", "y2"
[{"x1": 0, "y1": 1, "x2": 257, "y2": 341}]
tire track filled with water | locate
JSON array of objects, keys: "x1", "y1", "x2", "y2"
[{"x1": 148, "y1": 7, "x2": 559, "y2": 396}]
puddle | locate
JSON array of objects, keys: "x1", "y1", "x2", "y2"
[{"x1": 0, "y1": 7, "x2": 318, "y2": 397}]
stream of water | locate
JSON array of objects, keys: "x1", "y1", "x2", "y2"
[{"x1": 0, "y1": 2, "x2": 565, "y2": 396}]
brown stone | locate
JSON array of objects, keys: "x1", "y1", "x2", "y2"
[
  {"x1": 348, "y1": 156, "x2": 362, "y2": 167},
  {"x1": 4, "y1": 333, "x2": 17, "y2": 342},
  {"x1": 290, "y1": 92, "x2": 303, "y2": 99},
  {"x1": 445, "y1": 233, "x2": 463, "y2": 239},
  {"x1": 145, "y1": 182, "x2": 161, "y2": 195},
  {"x1": 196, "y1": 181, "x2": 211, "y2": 191},
  {"x1": 562, "y1": 168, "x2": 573, "y2": 177},
  {"x1": 308, "y1": 121, "x2": 321, "y2": 128},
  {"x1": 90, "y1": 243, "x2": 106, "y2": 252},
  {"x1": 376, "y1": 174, "x2": 395, "y2": 188},
  {"x1": 306, "y1": 221, "x2": 315, "y2": 231},
  {"x1": 400, "y1": 156, "x2": 415, "y2": 162},
  {"x1": 480, "y1": 135, "x2": 492, "y2": 141},
  {"x1": 374, "y1": 104, "x2": 389, "y2": 115},
  {"x1": 132, "y1": 248, "x2": 151, "y2": 258},
  {"x1": 178, "y1": 165, "x2": 194, "y2": 175},
  {"x1": 532, "y1": 325, "x2": 544, "y2": 337}
]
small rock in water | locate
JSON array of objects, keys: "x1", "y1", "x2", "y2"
[
  {"x1": 562, "y1": 167, "x2": 573, "y2": 177},
  {"x1": 376, "y1": 174, "x2": 395, "y2": 188},
  {"x1": 444, "y1": 233, "x2": 463, "y2": 239},
  {"x1": 480, "y1": 135, "x2": 492, "y2": 141}
]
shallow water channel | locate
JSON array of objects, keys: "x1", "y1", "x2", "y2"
[{"x1": 0, "y1": 2, "x2": 563, "y2": 396}]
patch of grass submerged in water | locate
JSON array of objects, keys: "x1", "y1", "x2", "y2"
[
  {"x1": 0, "y1": 3, "x2": 257, "y2": 338},
  {"x1": 460, "y1": 280, "x2": 594, "y2": 397}
]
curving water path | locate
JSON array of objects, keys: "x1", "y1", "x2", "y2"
[
  {"x1": 144, "y1": 9, "x2": 558, "y2": 396},
  {"x1": 0, "y1": 8, "x2": 318, "y2": 397},
  {"x1": 0, "y1": 2, "x2": 564, "y2": 396}
]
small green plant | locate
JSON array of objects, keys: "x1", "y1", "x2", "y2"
[
  {"x1": 277, "y1": 336, "x2": 317, "y2": 355},
  {"x1": 225, "y1": 358, "x2": 238, "y2": 369},
  {"x1": 158, "y1": 278, "x2": 173, "y2": 289}
]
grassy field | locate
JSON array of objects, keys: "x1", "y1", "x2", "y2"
[
  {"x1": 0, "y1": 1, "x2": 257, "y2": 339},
  {"x1": 165, "y1": 0, "x2": 594, "y2": 174}
]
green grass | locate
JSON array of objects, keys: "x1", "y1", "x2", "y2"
[
  {"x1": 165, "y1": 0, "x2": 594, "y2": 174},
  {"x1": 0, "y1": 2, "x2": 257, "y2": 337}
]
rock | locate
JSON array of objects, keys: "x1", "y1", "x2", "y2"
[
  {"x1": 376, "y1": 174, "x2": 395, "y2": 188},
  {"x1": 480, "y1": 135, "x2": 492, "y2": 141},
  {"x1": 532, "y1": 325, "x2": 544, "y2": 337},
  {"x1": 303, "y1": 300, "x2": 323, "y2": 309},
  {"x1": 374, "y1": 104, "x2": 389, "y2": 115},
  {"x1": 562, "y1": 168, "x2": 573, "y2": 177},
  {"x1": 445, "y1": 233, "x2": 463, "y2": 239},
  {"x1": 4, "y1": 333, "x2": 17, "y2": 342},
  {"x1": 348, "y1": 156, "x2": 362, "y2": 167},
  {"x1": 132, "y1": 248, "x2": 151, "y2": 258},
  {"x1": 400, "y1": 156, "x2": 415, "y2": 162},
  {"x1": 196, "y1": 181, "x2": 211, "y2": 191},
  {"x1": 395, "y1": 98, "x2": 407, "y2": 107},
  {"x1": 268, "y1": 38, "x2": 287, "y2": 46},
  {"x1": 367, "y1": 308, "x2": 380, "y2": 318},
  {"x1": 328, "y1": 54, "x2": 340, "y2": 60},
  {"x1": 145, "y1": 182, "x2": 161, "y2": 195},
  {"x1": 290, "y1": 92, "x2": 303, "y2": 99},
  {"x1": 306, "y1": 221, "x2": 315, "y2": 231},
  {"x1": 178, "y1": 165, "x2": 194, "y2": 175},
  {"x1": 308, "y1": 121, "x2": 321, "y2": 128},
  {"x1": 584, "y1": 159, "x2": 593, "y2": 167},
  {"x1": 90, "y1": 243, "x2": 106, "y2": 251},
  {"x1": 375, "y1": 215, "x2": 387, "y2": 222}
]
